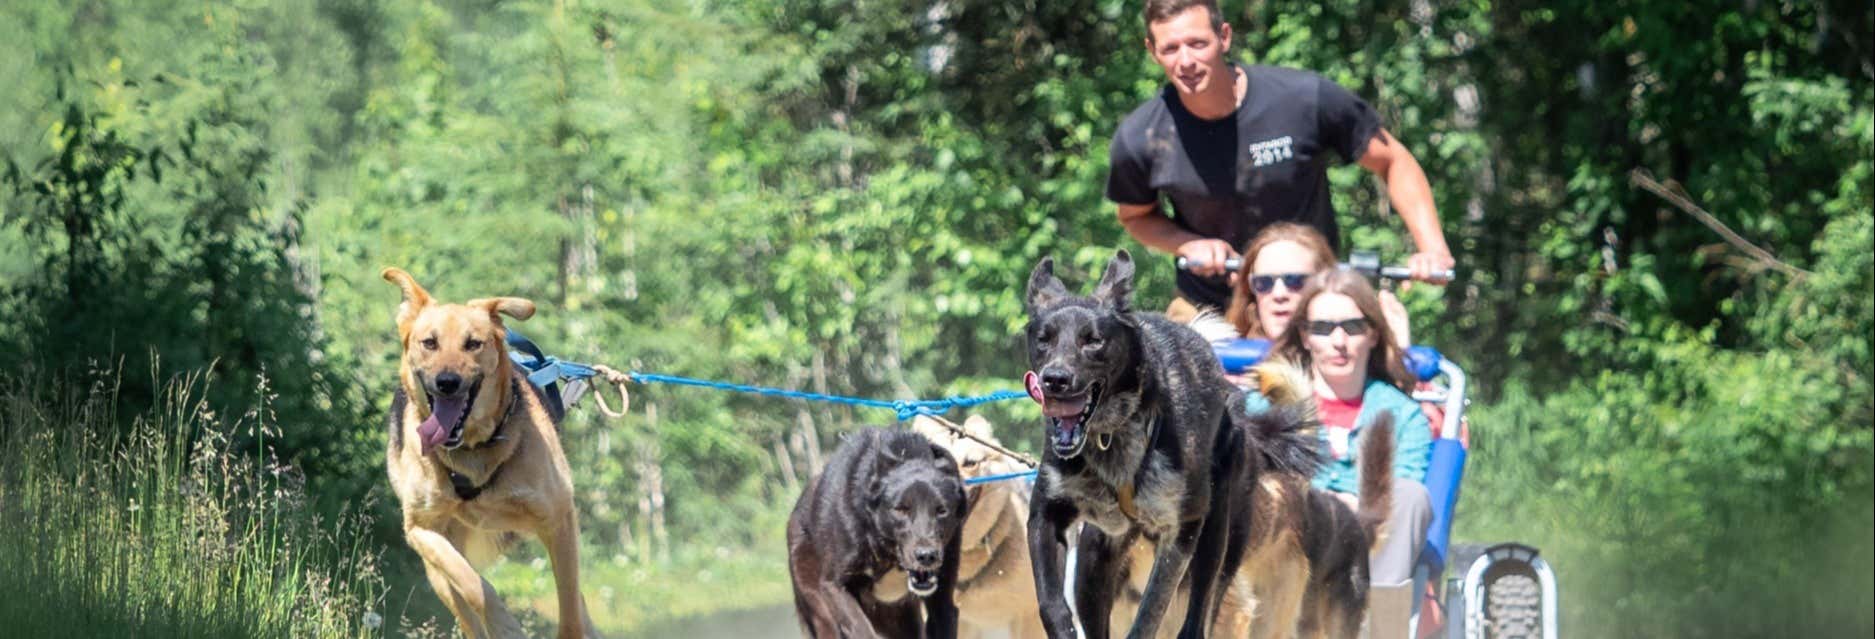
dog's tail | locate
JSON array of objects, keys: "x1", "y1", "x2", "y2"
[
  {"x1": 1230, "y1": 369, "x2": 1320, "y2": 477},
  {"x1": 1185, "y1": 309, "x2": 1241, "y2": 346},
  {"x1": 1252, "y1": 360, "x2": 1312, "y2": 406},
  {"x1": 1357, "y1": 413, "x2": 1396, "y2": 549},
  {"x1": 1231, "y1": 363, "x2": 1325, "y2": 478}
]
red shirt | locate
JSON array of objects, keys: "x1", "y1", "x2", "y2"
[{"x1": 1317, "y1": 393, "x2": 1363, "y2": 459}]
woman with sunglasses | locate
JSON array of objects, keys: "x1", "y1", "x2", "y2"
[
  {"x1": 1225, "y1": 222, "x2": 1414, "y2": 346},
  {"x1": 1224, "y1": 222, "x2": 1337, "y2": 340},
  {"x1": 1266, "y1": 267, "x2": 1434, "y2": 590}
]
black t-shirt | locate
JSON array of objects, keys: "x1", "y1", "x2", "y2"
[{"x1": 1106, "y1": 63, "x2": 1383, "y2": 308}]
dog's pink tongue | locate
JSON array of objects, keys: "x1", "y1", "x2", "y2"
[
  {"x1": 1042, "y1": 398, "x2": 1086, "y2": 418},
  {"x1": 418, "y1": 396, "x2": 468, "y2": 454}
]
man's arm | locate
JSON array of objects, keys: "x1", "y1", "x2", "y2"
[
  {"x1": 1117, "y1": 202, "x2": 1236, "y2": 277},
  {"x1": 1356, "y1": 129, "x2": 1454, "y2": 282}
]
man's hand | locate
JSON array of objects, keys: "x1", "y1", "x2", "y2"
[
  {"x1": 1406, "y1": 250, "x2": 1455, "y2": 284},
  {"x1": 1359, "y1": 129, "x2": 1455, "y2": 286},
  {"x1": 1176, "y1": 238, "x2": 1238, "y2": 278}
]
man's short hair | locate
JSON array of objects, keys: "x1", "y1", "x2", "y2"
[{"x1": 1143, "y1": 0, "x2": 1224, "y2": 41}]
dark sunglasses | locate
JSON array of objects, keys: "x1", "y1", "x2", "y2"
[
  {"x1": 1249, "y1": 272, "x2": 1310, "y2": 295},
  {"x1": 1305, "y1": 318, "x2": 1371, "y2": 337}
]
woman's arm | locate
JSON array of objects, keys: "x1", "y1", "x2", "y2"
[{"x1": 1393, "y1": 403, "x2": 1433, "y2": 482}]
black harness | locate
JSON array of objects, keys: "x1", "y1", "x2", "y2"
[{"x1": 448, "y1": 377, "x2": 522, "y2": 501}]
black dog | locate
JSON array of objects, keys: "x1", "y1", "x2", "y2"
[
  {"x1": 789, "y1": 427, "x2": 968, "y2": 639},
  {"x1": 1023, "y1": 250, "x2": 1248, "y2": 639}
]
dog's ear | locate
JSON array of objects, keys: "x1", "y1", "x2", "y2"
[
  {"x1": 1026, "y1": 256, "x2": 1069, "y2": 311},
  {"x1": 381, "y1": 267, "x2": 433, "y2": 337},
  {"x1": 1092, "y1": 249, "x2": 1135, "y2": 312},
  {"x1": 867, "y1": 476, "x2": 889, "y2": 512},
  {"x1": 929, "y1": 443, "x2": 959, "y2": 475},
  {"x1": 907, "y1": 415, "x2": 946, "y2": 442},
  {"x1": 466, "y1": 297, "x2": 536, "y2": 323},
  {"x1": 962, "y1": 414, "x2": 992, "y2": 440}
]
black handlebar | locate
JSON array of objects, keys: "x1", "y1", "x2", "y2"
[
  {"x1": 1175, "y1": 256, "x2": 1243, "y2": 271},
  {"x1": 1176, "y1": 251, "x2": 1455, "y2": 282}
]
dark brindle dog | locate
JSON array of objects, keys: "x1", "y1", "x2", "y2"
[
  {"x1": 1023, "y1": 250, "x2": 1249, "y2": 639},
  {"x1": 788, "y1": 427, "x2": 968, "y2": 639}
]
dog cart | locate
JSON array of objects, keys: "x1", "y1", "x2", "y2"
[{"x1": 1204, "y1": 252, "x2": 1560, "y2": 639}]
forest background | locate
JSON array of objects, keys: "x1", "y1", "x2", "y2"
[{"x1": 0, "y1": 0, "x2": 1870, "y2": 636}]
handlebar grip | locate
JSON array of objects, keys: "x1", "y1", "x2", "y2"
[
  {"x1": 1379, "y1": 266, "x2": 1456, "y2": 281},
  {"x1": 1176, "y1": 257, "x2": 1242, "y2": 272}
]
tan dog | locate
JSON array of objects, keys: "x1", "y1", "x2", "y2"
[
  {"x1": 1111, "y1": 362, "x2": 1390, "y2": 639},
  {"x1": 910, "y1": 415, "x2": 1045, "y2": 639},
  {"x1": 1217, "y1": 363, "x2": 1393, "y2": 639},
  {"x1": 382, "y1": 268, "x2": 601, "y2": 639}
]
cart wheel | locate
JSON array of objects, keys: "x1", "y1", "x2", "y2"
[
  {"x1": 1485, "y1": 571, "x2": 1542, "y2": 639},
  {"x1": 1452, "y1": 543, "x2": 1556, "y2": 639}
]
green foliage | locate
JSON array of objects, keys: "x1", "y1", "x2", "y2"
[
  {"x1": 1, "y1": 0, "x2": 1869, "y2": 633},
  {"x1": 0, "y1": 368, "x2": 383, "y2": 638}
]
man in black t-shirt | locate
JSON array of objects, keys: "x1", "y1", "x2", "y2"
[{"x1": 1110, "y1": 0, "x2": 1456, "y2": 318}]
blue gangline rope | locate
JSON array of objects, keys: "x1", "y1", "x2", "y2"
[
  {"x1": 964, "y1": 470, "x2": 1039, "y2": 485},
  {"x1": 623, "y1": 372, "x2": 1028, "y2": 422},
  {"x1": 505, "y1": 331, "x2": 1037, "y2": 483}
]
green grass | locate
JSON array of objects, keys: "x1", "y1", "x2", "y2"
[
  {"x1": 0, "y1": 369, "x2": 386, "y2": 638},
  {"x1": 484, "y1": 525, "x2": 794, "y2": 637}
]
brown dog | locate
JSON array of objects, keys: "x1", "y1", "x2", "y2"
[
  {"x1": 1108, "y1": 362, "x2": 1389, "y2": 639},
  {"x1": 910, "y1": 415, "x2": 1046, "y2": 639},
  {"x1": 1217, "y1": 363, "x2": 1394, "y2": 639},
  {"x1": 382, "y1": 268, "x2": 600, "y2": 639}
]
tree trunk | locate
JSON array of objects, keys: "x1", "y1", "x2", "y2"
[
  {"x1": 805, "y1": 348, "x2": 829, "y2": 471},
  {"x1": 637, "y1": 401, "x2": 669, "y2": 563},
  {"x1": 774, "y1": 438, "x2": 799, "y2": 495}
]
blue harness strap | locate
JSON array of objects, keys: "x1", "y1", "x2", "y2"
[{"x1": 506, "y1": 329, "x2": 595, "y2": 422}]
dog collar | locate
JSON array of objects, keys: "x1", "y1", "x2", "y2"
[
  {"x1": 448, "y1": 378, "x2": 522, "y2": 501},
  {"x1": 1115, "y1": 412, "x2": 1164, "y2": 522},
  {"x1": 1117, "y1": 482, "x2": 1138, "y2": 521}
]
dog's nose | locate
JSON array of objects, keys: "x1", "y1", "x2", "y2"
[
  {"x1": 1040, "y1": 368, "x2": 1074, "y2": 394},
  {"x1": 435, "y1": 372, "x2": 462, "y2": 395},
  {"x1": 914, "y1": 548, "x2": 940, "y2": 567}
]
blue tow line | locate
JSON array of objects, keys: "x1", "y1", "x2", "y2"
[
  {"x1": 507, "y1": 331, "x2": 1041, "y2": 484},
  {"x1": 965, "y1": 470, "x2": 1039, "y2": 485},
  {"x1": 624, "y1": 372, "x2": 1030, "y2": 422}
]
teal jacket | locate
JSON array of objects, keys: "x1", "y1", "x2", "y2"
[{"x1": 1245, "y1": 379, "x2": 1432, "y2": 495}]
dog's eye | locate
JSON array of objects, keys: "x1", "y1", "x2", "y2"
[
  {"x1": 961, "y1": 458, "x2": 979, "y2": 468},
  {"x1": 893, "y1": 505, "x2": 911, "y2": 517},
  {"x1": 937, "y1": 505, "x2": 950, "y2": 517},
  {"x1": 464, "y1": 338, "x2": 484, "y2": 351},
  {"x1": 421, "y1": 337, "x2": 439, "y2": 351}
]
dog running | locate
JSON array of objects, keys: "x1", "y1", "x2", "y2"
[
  {"x1": 910, "y1": 415, "x2": 1045, "y2": 639},
  {"x1": 788, "y1": 427, "x2": 968, "y2": 638},
  {"x1": 1095, "y1": 354, "x2": 1393, "y2": 639},
  {"x1": 1021, "y1": 249, "x2": 1251, "y2": 639},
  {"x1": 1101, "y1": 360, "x2": 1329, "y2": 638},
  {"x1": 380, "y1": 268, "x2": 600, "y2": 639}
]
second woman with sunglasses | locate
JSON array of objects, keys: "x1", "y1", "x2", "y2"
[{"x1": 1263, "y1": 266, "x2": 1435, "y2": 592}]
